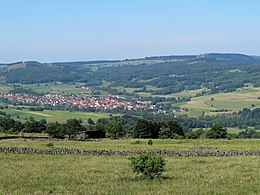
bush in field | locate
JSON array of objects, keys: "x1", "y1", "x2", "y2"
[
  {"x1": 147, "y1": 139, "x2": 153, "y2": 145},
  {"x1": 46, "y1": 142, "x2": 54, "y2": 147},
  {"x1": 129, "y1": 154, "x2": 165, "y2": 179}
]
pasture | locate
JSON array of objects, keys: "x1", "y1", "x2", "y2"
[
  {"x1": 0, "y1": 139, "x2": 259, "y2": 194},
  {"x1": 22, "y1": 83, "x2": 91, "y2": 95},
  {"x1": 0, "y1": 84, "x2": 13, "y2": 94},
  {"x1": 0, "y1": 138, "x2": 259, "y2": 151},
  {"x1": 181, "y1": 87, "x2": 260, "y2": 116},
  {"x1": 2, "y1": 108, "x2": 116, "y2": 124}
]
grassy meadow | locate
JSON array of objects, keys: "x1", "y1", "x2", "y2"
[
  {"x1": 2, "y1": 108, "x2": 116, "y2": 124},
  {"x1": 0, "y1": 84, "x2": 13, "y2": 93},
  {"x1": 22, "y1": 83, "x2": 92, "y2": 95},
  {"x1": 0, "y1": 150, "x2": 259, "y2": 194},
  {"x1": 181, "y1": 87, "x2": 260, "y2": 116},
  {"x1": 1, "y1": 138, "x2": 259, "y2": 151}
]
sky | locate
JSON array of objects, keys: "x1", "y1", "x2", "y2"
[{"x1": 1, "y1": 0, "x2": 260, "y2": 63}]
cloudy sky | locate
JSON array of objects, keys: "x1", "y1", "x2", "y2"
[{"x1": 1, "y1": 0, "x2": 260, "y2": 62}]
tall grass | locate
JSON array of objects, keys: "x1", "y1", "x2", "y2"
[{"x1": 0, "y1": 153, "x2": 259, "y2": 194}]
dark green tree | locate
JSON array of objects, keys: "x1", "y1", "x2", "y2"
[
  {"x1": 167, "y1": 121, "x2": 184, "y2": 136},
  {"x1": 64, "y1": 118, "x2": 85, "y2": 140},
  {"x1": 87, "y1": 118, "x2": 95, "y2": 125},
  {"x1": 46, "y1": 122, "x2": 65, "y2": 139},
  {"x1": 206, "y1": 124, "x2": 227, "y2": 139},
  {"x1": 105, "y1": 121, "x2": 124, "y2": 139},
  {"x1": 133, "y1": 119, "x2": 152, "y2": 138}
]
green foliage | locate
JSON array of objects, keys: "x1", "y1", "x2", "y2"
[
  {"x1": 167, "y1": 121, "x2": 184, "y2": 136},
  {"x1": 132, "y1": 119, "x2": 161, "y2": 139},
  {"x1": 22, "y1": 121, "x2": 46, "y2": 133},
  {"x1": 65, "y1": 118, "x2": 85, "y2": 140},
  {"x1": 238, "y1": 129, "x2": 260, "y2": 138},
  {"x1": 159, "y1": 127, "x2": 171, "y2": 139},
  {"x1": 46, "y1": 142, "x2": 54, "y2": 147},
  {"x1": 185, "y1": 129, "x2": 206, "y2": 139},
  {"x1": 46, "y1": 122, "x2": 65, "y2": 139},
  {"x1": 206, "y1": 124, "x2": 227, "y2": 139},
  {"x1": 133, "y1": 119, "x2": 152, "y2": 138},
  {"x1": 28, "y1": 116, "x2": 35, "y2": 122},
  {"x1": 87, "y1": 118, "x2": 95, "y2": 125},
  {"x1": 105, "y1": 121, "x2": 125, "y2": 139},
  {"x1": 147, "y1": 139, "x2": 153, "y2": 145},
  {"x1": 129, "y1": 154, "x2": 166, "y2": 179},
  {"x1": 159, "y1": 121, "x2": 184, "y2": 139}
]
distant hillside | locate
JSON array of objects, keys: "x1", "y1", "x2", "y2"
[{"x1": 1, "y1": 53, "x2": 260, "y2": 94}]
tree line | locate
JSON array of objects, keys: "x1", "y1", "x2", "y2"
[{"x1": 1, "y1": 115, "x2": 259, "y2": 139}]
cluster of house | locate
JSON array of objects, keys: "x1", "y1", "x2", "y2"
[{"x1": 0, "y1": 93, "x2": 158, "y2": 112}]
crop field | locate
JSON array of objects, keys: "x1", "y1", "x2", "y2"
[
  {"x1": 2, "y1": 108, "x2": 116, "y2": 124},
  {"x1": 181, "y1": 87, "x2": 260, "y2": 116},
  {"x1": 0, "y1": 139, "x2": 259, "y2": 194}
]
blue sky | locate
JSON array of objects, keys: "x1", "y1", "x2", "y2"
[{"x1": 1, "y1": 0, "x2": 260, "y2": 62}]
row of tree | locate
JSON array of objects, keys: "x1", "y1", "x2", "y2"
[{"x1": 1, "y1": 112, "x2": 259, "y2": 139}]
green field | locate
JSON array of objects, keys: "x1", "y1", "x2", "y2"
[
  {"x1": 181, "y1": 87, "x2": 260, "y2": 116},
  {"x1": 0, "y1": 139, "x2": 259, "y2": 194},
  {"x1": 22, "y1": 83, "x2": 91, "y2": 95},
  {"x1": 86, "y1": 59, "x2": 178, "y2": 68},
  {"x1": 3, "y1": 108, "x2": 116, "y2": 124},
  {"x1": 154, "y1": 88, "x2": 208, "y2": 99},
  {"x1": 193, "y1": 127, "x2": 249, "y2": 135},
  {"x1": 0, "y1": 84, "x2": 13, "y2": 93},
  {"x1": 1, "y1": 139, "x2": 259, "y2": 150}
]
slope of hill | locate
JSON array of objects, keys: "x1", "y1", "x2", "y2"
[{"x1": 1, "y1": 53, "x2": 260, "y2": 95}]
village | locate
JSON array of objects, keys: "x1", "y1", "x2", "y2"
[{"x1": 0, "y1": 93, "x2": 162, "y2": 113}]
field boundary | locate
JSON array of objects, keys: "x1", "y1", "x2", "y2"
[{"x1": 0, "y1": 147, "x2": 259, "y2": 157}]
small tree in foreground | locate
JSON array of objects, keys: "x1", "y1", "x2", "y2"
[{"x1": 129, "y1": 154, "x2": 165, "y2": 179}]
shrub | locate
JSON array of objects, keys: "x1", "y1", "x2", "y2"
[
  {"x1": 147, "y1": 139, "x2": 153, "y2": 145},
  {"x1": 46, "y1": 143, "x2": 54, "y2": 147},
  {"x1": 129, "y1": 154, "x2": 165, "y2": 179}
]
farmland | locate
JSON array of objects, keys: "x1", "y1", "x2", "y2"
[
  {"x1": 181, "y1": 87, "x2": 260, "y2": 116},
  {"x1": 22, "y1": 82, "x2": 92, "y2": 95},
  {"x1": 2, "y1": 108, "x2": 116, "y2": 124}
]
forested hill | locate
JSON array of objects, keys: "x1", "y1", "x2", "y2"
[{"x1": 1, "y1": 53, "x2": 260, "y2": 94}]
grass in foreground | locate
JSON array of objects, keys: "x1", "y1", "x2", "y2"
[{"x1": 0, "y1": 154, "x2": 259, "y2": 194}]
